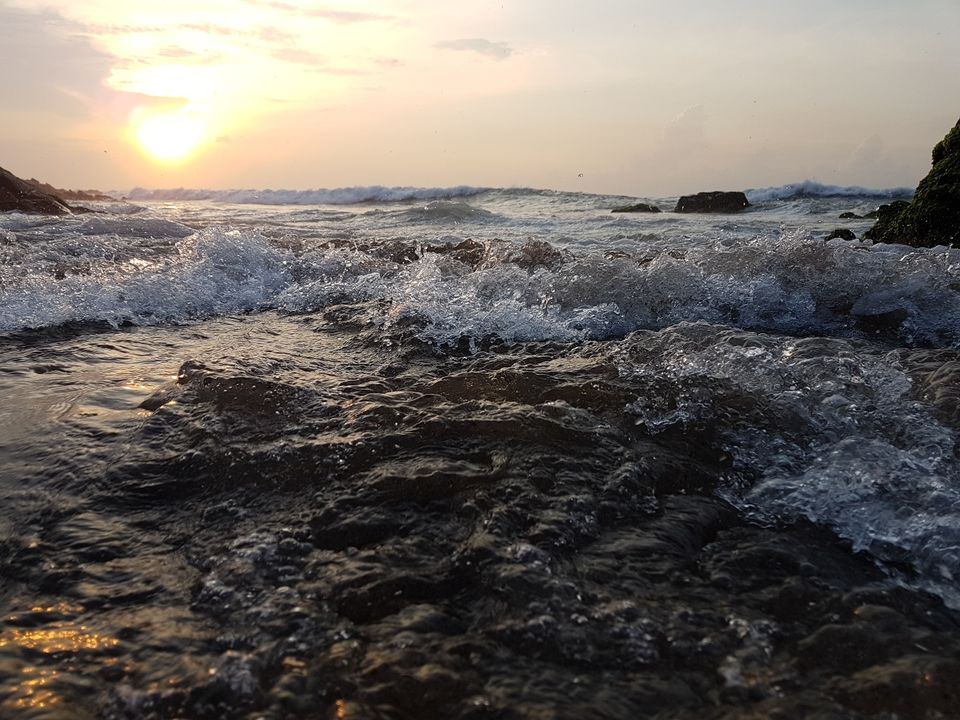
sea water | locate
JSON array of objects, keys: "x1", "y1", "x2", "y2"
[{"x1": 1, "y1": 183, "x2": 959, "y2": 719}]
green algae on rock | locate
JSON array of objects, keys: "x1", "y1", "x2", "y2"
[{"x1": 865, "y1": 119, "x2": 960, "y2": 247}]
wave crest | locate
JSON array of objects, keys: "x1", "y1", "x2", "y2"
[
  {"x1": 745, "y1": 181, "x2": 914, "y2": 203},
  {"x1": 123, "y1": 185, "x2": 491, "y2": 205}
]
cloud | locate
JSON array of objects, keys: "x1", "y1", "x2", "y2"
[
  {"x1": 0, "y1": 5, "x2": 116, "y2": 115},
  {"x1": 155, "y1": 47, "x2": 223, "y2": 64},
  {"x1": 251, "y1": 1, "x2": 390, "y2": 23},
  {"x1": 269, "y1": 47, "x2": 375, "y2": 76},
  {"x1": 435, "y1": 38, "x2": 513, "y2": 61},
  {"x1": 272, "y1": 47, "x2": 326, "y2": 65}
]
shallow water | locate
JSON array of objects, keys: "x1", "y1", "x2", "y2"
[{"x1": 2, "y1": 184, "x2": 960, "y2": 718}]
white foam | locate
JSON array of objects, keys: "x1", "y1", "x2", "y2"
[
  {"x1": 122, "y1": 185, "x2": 490, "y2": 205},
  {"x1": 746, "y1": 180, "x2": 914, "y2": 204},
  {"x1": 3, "y1": 230, "x2": 960, "y2": 349},
  {"x1": 0, "y1": 228, "x2": 293, "y2": 331},
  {"x1": 619, "y1": 324, "x2": 960, "y2": 606}
]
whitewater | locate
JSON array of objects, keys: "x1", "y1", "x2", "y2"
[{"x1": 2, "y1": 182, "x2": 960, "y2": 719}]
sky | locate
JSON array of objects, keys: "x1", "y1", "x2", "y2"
[{"x1": 1, "y1": 0, "x2": 958, "y2": 196}]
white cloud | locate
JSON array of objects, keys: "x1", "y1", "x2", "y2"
[{"x1": 435, "y1": 38, "x2": 513, "y2": 60}]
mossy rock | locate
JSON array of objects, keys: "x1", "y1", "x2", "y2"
[{"x1": 864, "y1": 119, "x2": 960, "y2": 247}]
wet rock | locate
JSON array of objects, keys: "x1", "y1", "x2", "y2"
[
  {"x1": 0, "y1": 165, "x2": 74, "y2": 215},
  {"x1": 831, "y1": 656, "x2": 960, "y2": 719},
  {"x1": 839, "y1": 210, "x2": 880, "y2": 220},
  {"x1": 865, "y1": 118, "x2": 960, "y2": 247},
  {"x1": 853, "y1": 307, "x2": 908, "y2": 334},
  {"x1": 311, "y1": 511, "x2": 402, "y2": 551},
  {"x1": 611, "y1": 202, "x2": 661, "y2": 213},
  {"x1": 424, "y1": 238, "x2": 486, "y2": 267},
  {"x1": 907, "y1": 353, "x2": 960, "y2": 428},
  {"x1": 24, "y1": 177, "x2": 113, "y2": 201},
  {"x1": 674, "y1": 191, "x2": 750, "y2": 213},
  {"x1": 797, "y1": 621, "x2": 903, "y2": 675},
  {"x1": 825, "y1": 228, "x2": 856, "y2": 241},
  {"x1": 512, "y1": 238, "x2": 564, "y2": 270}
]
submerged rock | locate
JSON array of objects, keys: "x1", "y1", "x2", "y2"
[
  {"x1": 865, "y1": 119, "x2": 960, "y2": 247},
  {"x1": 840, "y1": 210, "x2": 882, "y2": 220},
  {"x1": 826, "y1": 228, "x2": 857, "y2": 241},
  {"x1": 674, "y1": 191, "x2": 750, "y2": 213},
  {"x1": 0, "y1": 166, "x2": 74, "y2": 215},
  {"x1": 611, "y1": 202, "x2": 662, "y2": 213}
]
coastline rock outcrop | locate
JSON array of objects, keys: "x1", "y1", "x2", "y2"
[
  {"x1": 674, "y1": 191, "x2": 750, "y2": 213},
  {"x1": 865, "y1": 119, "x2": 960, "y2": 247},
  {"x1": 611, "y1": 202, "x2": 661, "y2": 213},
  {"x1": 24, "y1": 178, "x2": 112, "y2": 202},
  {"x1": 1, "y1": 166, "x2": 73, "y2": 215}
]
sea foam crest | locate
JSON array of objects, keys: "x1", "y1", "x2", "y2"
[
  {"x1": 3, "y1": 229, "x2": 960, "y2": 348},
  {"x1": 618, "y1": 323, "x2": 960, "y2": 606},
  {"x1": 745, "y1": 180, "x2": 914, "y2": 203},
  {"x1": 123, "y1": 185, "x2": 490, "y2": 205},
  {"x1": 0, "y1": 228, "x2": 293, "y2": 331}
]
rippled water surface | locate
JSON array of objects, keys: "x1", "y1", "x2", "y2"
[{"x1": 2, "y1": 185, "x2": 960, "y2": 719}]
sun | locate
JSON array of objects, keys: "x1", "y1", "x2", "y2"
[{"x1": 134, "y1": 111, "x2": 206, "y2": 163}]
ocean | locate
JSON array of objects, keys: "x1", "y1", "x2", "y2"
[{"x1": 2, "y1": 183, "x2": 960, "y2": 718}]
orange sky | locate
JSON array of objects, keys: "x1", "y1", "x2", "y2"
[{"x1": 1, "y1": 0, "x2": 958, "y2": 195}]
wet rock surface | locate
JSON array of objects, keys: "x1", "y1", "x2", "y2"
[
  {"x1": 0, "y1": 166, "x2": 74, "y2": 215},
  {"x1": 611, "y1": 203, "x2": 662, "y2": 214},
  {"x1": 826, "y1": 228, "x2": 857, "y2": 241},
  {"x1": 865, "y1": 118, "x2": 960, "y2": 248},
  {"x1": 2, "y1": 315, "x2": 960, "y2": 719},
  {"x1": 674, "y1": 191, "x2": 750, "y2": 214}
]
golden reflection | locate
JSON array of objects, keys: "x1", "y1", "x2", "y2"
[
  {"x1": 26, "y1": 602, "x2": 83, "y2": 616},
  {"x1": 2, "y1": 667, "x2": 61, "y2": 712},
  {"x1": 0, "y1": 624, "x2": 119, "y2": 654}
]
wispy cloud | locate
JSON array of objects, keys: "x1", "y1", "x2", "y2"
[
  {"x1": 271, "y1": 47, "x2": 326, "y2": 65},
  {"x1": 0, "y1": 5, "x2": 115, "y2": 114},
  {"x1": 435, "y1": 38, "x2": 513, "y2": 60},
  {"x1": 155, "y1": 46, "x2": 224, "y2": 64},
  {"x1": 251, "y1": 1, "x2": 391, "y2": 23},
  {"x1": 270, "y1": 47, "x2": 381, "y2": 77}
]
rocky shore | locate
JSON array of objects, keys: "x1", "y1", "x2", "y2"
[
  {"x1": 0, "y1": 166, "x2": 110, "y2": 215},
  {"x1": 865, "y1": 118, "x2": 960, "y2": 248}
]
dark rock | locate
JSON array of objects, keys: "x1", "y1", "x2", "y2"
[
  {"x1": 826, "y1": 228, "x2": 857, "y2": 241},
  {"x1": 674, "y1": 191, "x2": 750, "y2": 213},
  {"x1": 853, "y1": 307, "x2": 909, "y2": 334},
  {"x1": 839, "y1": 212, "x2": 864, "y2": 219},
  {"x1": 24, "y1": 177, "x2": 113, "y2": 201},
  {"x1": 865, "y1": 119, "x2": 960, "y2": 247},
  {"x1": 1, "y1": 166, "x2": 73, "y2": 215},
  {"x1": 867, "y1": 200, "x2": 910, "y2": 228},
  {"x1": 611, "y1": 202, "x2": 661, "y2": 214}
]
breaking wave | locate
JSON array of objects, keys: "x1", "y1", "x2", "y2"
[
  {"x1": 746, "y1": 181, "x2": 914, "y2": 204},
  {"x1": 2, "y1": 227, "x2": 959, "y2": 349},
  {"x1": 122, "y1": 185, "x2": 491, "y2": 205}
]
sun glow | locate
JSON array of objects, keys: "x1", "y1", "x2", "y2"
[{"x1": 134, "y1": 111, "x2": 206, "y2": 163}]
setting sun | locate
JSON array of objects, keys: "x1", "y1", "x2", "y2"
[{"x1": 134, "y1": 111, "x2": 205, "y2": 163}]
